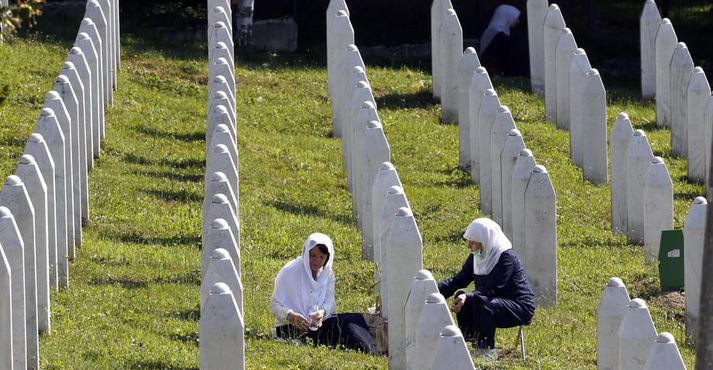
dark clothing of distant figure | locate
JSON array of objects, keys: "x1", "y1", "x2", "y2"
[
  {"x1": 438, "y1": 250, "x2": 535, "y2": 349},
  {"x1": 275, "y1": 313, "x2": 376, "y2": 353},
  {"x1": 480, "y1": 4, "x2": 530, "y2": 77}
]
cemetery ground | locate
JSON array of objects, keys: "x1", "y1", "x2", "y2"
[{"x1": 0, "y1": 17, "x2": 703, "y2": 369}]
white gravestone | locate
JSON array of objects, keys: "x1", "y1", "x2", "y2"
[
  {"x1": 60, "y1": 63, "x2": 90, "y2": 221},
  {"x1": 500, "y1": 129, "x2": 526, "y2": 238},
  {"x1": 581, "y1": 68, "x2": 608, "y2": 185},
  {"x1": 371, "y1": 162, "x2": 402, "y2": 263},
  {"x1": 209, "y1": 58, "x2": 236, "y2": 98},
  {"x1": 0, "y1": 242, "x2": 13, "y2": 370},
  {"x1": 490, "y1": 106, "x2": 517, "y2": 225},
  {"x1": 569, "y1": 48, "x2": 591, "y2": 167},
  {"x1": 386, "y1": 207, "x2": 423, "y2": 369},
  {"x1": 208, "y1": 78, "x2": 236, "y2": 123},
  {"x1": 643, "y1": 157, "x2": 673, "y2": 261},
  {"x1": 199, "y1": 282, "x2": 245, "y2": 370},
  {"x1": 555, "y1": 28, "x2": 577, "y2": 129},
  {"x1": 524, "y1": 165, "x2": 557, "y2": 306},
  {"x1": 201, "y1": 248, "x2": 243, "y2": 315},
  {"x1": 439, "y1": 9, "x2": 463, "y2": 123},
  {"x1": 626, "y1": 130, "x2": 654, "y2": 244},
  {"x1": 25, "y1": 134, "x2": 58, "y2": 291},
  {"x1": 67, "y1": 47, "x2": 95, "y2": 166},
  {"x1": 203, "y1": 172, "x2": 237, "y2": 220},
  {"x1": 414, "y1": 293, "x2": 455, "y2": 370},
  {"x1": 644, "y1": 332, "x2": 686, "y2": 370},
  {"x1": 430, "y1": 325, "x2": 475, "y2": 370},
  {"x1": 431, "y1": 0, "x2": 453, "y2": 99},
  {"x1": 404, "y1": 270, "x2": 439, "y2": 369},
  {"x1": 93, "y1": 0, "x2": 114, "y2": 88},
  {"x1": 202, "y1": 219, "x2": 240, "y2": 278},
  {"x1": 75, "y1": 31, "x2": 104, "y2": 150},
  {"x1": 705, "y1": 96, "x2": 713, "y2": 185},
  {"x1": 209, "y1": 22, "x2": 234, "y2": 62},
  {"x1": 511, "y1": 149, "x2": 536, "y2": 262},
  {"x1": 478, "y1": 89, "x2": 501, "y2": 215},
  {"x1": 335, "y1": 45, "x2": 365, "y2": 138},
  {"x1": 684, "y1": 197, "x2": 706, "y2": 342},
  {"x1": 527, "y1": 0, "x2": 549, "y2": 94},
  {"x1": 597, "y1": 277, "x2": 631, "y2": 370},
  {"x1": 327, "y1": 7, "x2": 352, "y2": 100},
  {"x1": 205, "y1": 144, "x2": 238, "y2": 199},
  {"x1": 86, "y1": 0, "x2": 112, "y2": 105},
  {"x1": 52, "y1": 77, "x2": 83, "y2": 247},
  {"x1": 0, "y1": 176, "x2": 38, "y2": 370},
  {"x1": 209, "y1": 124, "x2": 238, "y2": 174},
  {"x1": 687, "y1": 67, "x2": 710, "y2": 181},
  {"x1": 0, "y1": 207, "x2": 26, "y2": 370},
  {"x1": 208, "y1": 7, "x2": 232, "y2": 46},
  {"x1": 328, "y1": 13, "x2": 354, "y2": 128},
  {"x1": 15, "y1": 155, "x2": 50, "y2": 333},
  {"x1": 210, "y1": 42, "x2": 235, "y2": 73},
  {"x1": 640, "y1": 0, "x2": 662, "y2": 99},
  {"x1": 654, "y1": 18, "x2": 677, "y2": 127},
  {"x1": 618, "y1": 298, "x2": 657, "y2": 370},
  {"x1": 669, "y1": 42, "x2": 693, "y2": 157},
  {"x1": 467, "y1": 67, "x2": 492, "y2": 183},
  {"x1": 207, "y1": 103, "x2": 236, "y2": 152},
  {"x1": 457, "y1": 48, "x2": 480, "y2": 168},
  {"x1": 78, "y1": 20, "x2": 106, "y2": 114},
  {"x1": 340, "y1": 72, "x2": 366, "y2": 181},
  {"x1": 378, "y1": 187, "x2": 410, "y2": 318},
  {"x1": 34, "y1": 108, "x2": 71, "y2": 282},
  {"x1": 208, "y1": 0, "x2": 232, "y2": 41},
  {"x1": 610, "y1": 113, "x2": 634, "y2": 233},
  {"x1": 202, "y1": 195, "x2": 239, "y2": 255},
  {"x1": 543, "y1": 4, "x2": 565, "y2": 122},
  {"x1": 347, "y1": 85, "x2": 376, "y2": 197},
  {"x1": 360, "y1": 120, "x2": 390, "y2": 259}
]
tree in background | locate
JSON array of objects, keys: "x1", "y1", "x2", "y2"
[{"x1": 0, "y1": 0, "x2": 44, "y2": 43}]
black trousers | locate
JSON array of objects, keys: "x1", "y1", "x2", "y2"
[
  {"x1": 276, "y1": 313, "x2": 377, "y2": 354},
  {"x1": 456, "y1": 296, "x2": 531, "y2": 349}
]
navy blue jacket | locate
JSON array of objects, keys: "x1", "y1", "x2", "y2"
[{"x1": 437, "y1": 250, "x2": 535, "y2": 322}]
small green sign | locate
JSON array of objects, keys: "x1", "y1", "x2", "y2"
[{"x1": 659, "y1": 229, "x2": 684, "y2": 291}]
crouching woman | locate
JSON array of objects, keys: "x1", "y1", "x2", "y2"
[
  {"x1": 270, "y1": 232, "x2": 376, "y2": 353},
  {"x1": 438, "y1": 218, "x2": 535, "y2": 356}
]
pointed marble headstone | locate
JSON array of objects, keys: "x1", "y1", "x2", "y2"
[
  {"x1": 361, "y1": 120, "x2": 390, "y2": 259},
  {"x1": 654, "y1": 18, "x2": 677, "y2": 127},
  {"x1": 457, "y1": 48, "x2": 480, "y2": 168},
  {"x1": 640, "y1": 0, "x2": 662, "y2": 99},
  {"x1": 202, "y1": 195, "x2": 239, "y2": 254},
  {"x1": 684, "y1": 197, "x2": 706, "y2": 342},
  {"x1": 597, "y1": 277, "x2": 631, "y2": 370},
  {"x1": 643, "y1": 157, "x2": 673, "y2": 262},
  {"x1": 378, "y1": 186, "x2": 410, "y2": 315},
  {"x1": 327, "y1": 8, "x2": 352, "y2": 99},
  {"x1": 431, "y1": 0, "x2": 453, "y2": 99},
  {"x1": 618, "y1": 298, "x2": 657, "y2": 370},
  {"x1": 669, "y1": 42, "x2": 693, "y2": 157},
  {"x1": 478, "y1": 89, "x2": 501, "y2": 215},
  {"x1": 0, "y1": 241, "x2": 14, "y2": 370},
  {"x1": 202, "y1": 219, "x2": 240, "y2": 278},
  {"x1": 203, "y1": 172, "x2": 238, "y2": 220},
  {"x1": 371, "y1": 162, "x2": 402, "y2": 263},
  {"x1": 543, "y1": 4, "x2": 565, "y2": 122},
  {"x1": 524, "y1": 165, "x2": 557, "y2": 306},
  {"x1": 385, "y1": 207, "x2": 423, "y2": 369},
  {"x1": 511, "y1": 149, "x2": 536, "y2": 261},
  {"x1": 705, "y1": 96, "x2": 713, "y2": 185},
  {"x1": 569, "y1": 48, "x2": 591, "y2": 167},
  {"x1": 199, "y1": 282, "x2": 245, "y2": 370},
  {"x1": 205, "y1": 144, "x2": 238, "y2": 199},
  {"x1": 626, "y1": 130, "x2": 654, "y2": 244},
  {"x1": 581, "y1": 68, "x2": 608, "y2": 185},
  {"x1": 490, "y1": 106, "x2": 517, "y2": 225},
  {"x1": 430, "y1": 325, "x2": 475, "y2": 370},
  {"x1": 644, "y1": 332, "x2": 686, "y2": 370},
  {"x1": 467, "y1": 67, "x2": 492, "y2": 183},
  {"x1": 86, "y1": 0, "x2": 112, "y2": 105},
  {"x1": 201, "y1": 248, "x2": 243, "y2": 315},
  {"x1": 500, "y1": 129, "x2": 526, "y2": 238},
  {"x1": 413, "y1": 293, "x2": 455, "y2": 370},
  {"x1": 610, "y1": 113, "x2": 634, "y2": 233},
  {"x1": 404, "y1": 270, "x2": 439, "y2": 369},
  {"x1": 67, "y1": 47, "x2": 95, "y2": 166},
  {"x1": 0, "y1": 207, "x2": 26, "y2": 370},
  {"x1": 527, "y1": 0, "x2": 549, "y2": 94},
  {"x1": 555, "y1": 28, "x2": 577, "y2": 129},
  {"x1": 75, "y1": 31, "x2": 104, "y2": 153},
  {"x1": 439, "y1": 8, "x2": 463, "y2": 123},
  {"x1": 687, "y1": 67, "x2": 711, "y2": 181}
]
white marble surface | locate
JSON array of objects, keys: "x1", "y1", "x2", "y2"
[
  {"x1": 610, "y1": 113, "x2": 634, "y2": 233},
  {"x1": 684, "y1": 197, "x2": 706, "y2": 342},
  {"x1": 597, "y1": 277, "x2": 631, "y2": 370},
  {"x1": 524, "y1": 165, "x2": 557, "y2": 306},
  {"x1": 0, "y1": 207, "x2": 26, "y2": 370},
  {"x1": 626, "y1": 130, "x2": 654, "y2": 244},
  {"x1": 618, "y1": 298, "x2": 657, "y2": 370},
  {"x1": 640, "y1": 0, "x2": 661, "y2": 99},
  {"x1": 581, "y1": 69, "x2": 608, "y2": 184},
  {"x1": 654, "y1": 19, "x2": 677, "y2": 127}
]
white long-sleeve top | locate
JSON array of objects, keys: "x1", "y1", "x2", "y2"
[{"x1": 270, "y1": 269, "x2": 337, "y2": 326}]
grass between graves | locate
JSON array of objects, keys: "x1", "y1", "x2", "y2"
[{"x1": 0, "y1": 14, "x2": 704, "y2": 369}]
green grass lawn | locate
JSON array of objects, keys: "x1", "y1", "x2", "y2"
[{"x1": 0, "y1": 12, "x2": 704, "y2": 369}]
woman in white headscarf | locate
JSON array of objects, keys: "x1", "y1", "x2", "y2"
[
  {"x1": 479, "y1": 4, "x2": 525, "y2": 76},
  {"x1": 437, "y1": 218, "x2": 535, "y2": 357},
  {"x1": 270, "y1": 232, "x2": 376, "y2": 353}
]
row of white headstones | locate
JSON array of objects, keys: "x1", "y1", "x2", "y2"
[
  {"x1": 0, "y1": 0, "x2": 120, "y2": 369},
  {"x1": 198, "y1": 1, "x2": 245, "y2": 369},
  {"x1": 431, "y1": 0, "x2": 558, "y2": 305}
]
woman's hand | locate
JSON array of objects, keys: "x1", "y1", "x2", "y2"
[
  {"x1": 309, "y1": 309, "x2": 326, "y2": 329},
  {"x1": 451, "y1": 293, "x2": 466, "y2": 314},
  {"x1": 287, "y1": 311, "x2": 311, "y2": 331}
]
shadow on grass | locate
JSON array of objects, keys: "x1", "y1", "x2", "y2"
[
  {"x1": 124, "y1": 153, "x2": 204, "y2": 170},
  {"x1": 375, "y1": 89, "x2": 436, "y2": 110},
  {"x1": 264, "y1": 198, "x2": 352, "y2": 225},
  {"x1": 135, "y1": 125, "x2": 205, "y2": 143},
  {"x1": 102, "y1": 230, "x2": 200, "y2": 247},
  {"x1": 169, "y1": 331, "x2": 199, "y2": 347},
  {"x1": 675, "y1": 188, "x2": 704, "y2": 200},
  {"x1": 89, "y1": 276, "x2": 149, "y2": 289},
  {"x1": 128, "y1": 361, "x2": 197, "y2": 370},
  {"x1": 168, "y1": 305, "x2": 200, "y2": 321},
  {"x1": 142, "y1": 188, "x2": 202, "y2": 203},
  {"x1": 135, "y1": 170, "x2": 204, "y2": 183}
]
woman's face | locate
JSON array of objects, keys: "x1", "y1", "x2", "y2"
[
  {"x1": 309, "y1": 246, "x2": 328, "y2": 274},
  {"x1": 467, "y1": 240, "x2": 483, "y2": 253}
]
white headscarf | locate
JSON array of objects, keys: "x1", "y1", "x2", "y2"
[
  {"x1": 479, "y1": 5, "x2": 521, "y2": 55},
  {"x1": 272, "y1": 233, "x2": 335, "y2": 317},
  {"x1": 463, "y1": 218, "x2": 512, "y2": 275}
]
